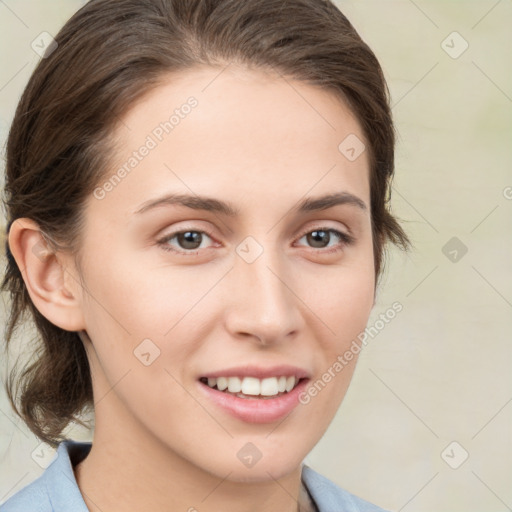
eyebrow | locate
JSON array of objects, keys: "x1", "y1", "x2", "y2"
[{"x1": 134, "y1": 191, "x2": 367, "y2": 216}]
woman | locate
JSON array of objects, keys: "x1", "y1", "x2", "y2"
[{"x1": 1, "y1": 0, "x2": 410, "y2": 510}]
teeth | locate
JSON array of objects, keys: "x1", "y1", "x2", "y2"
[
  {"x1": 203, "y1": 376, "x2": 298, "y2": 397},
  {"x1": 217, "y1": 377, "x2": 228, "y2": 391},
  {"x1": 285, "y1": 376, "x2": 295, "y2": 392},
  {"x1": 227, "y1": 376, "x2": 242, "y2": 393},
  {"x1": 260, "y1": 377, "x2": 278, "y2": 396},
  {"x1": 241, "y1": 377, "x2": 260, "y2": 395}
]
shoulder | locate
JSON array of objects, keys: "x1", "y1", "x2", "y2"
[
  {"x1": 301, "y1": 465, "x2": 390, "y2": 512},
  {"x1": 0, "y1": 473, "x2": 52, "y2": 512},
  {"x1": 0, "y1": 440, "x2": 91, "y2": 512}
]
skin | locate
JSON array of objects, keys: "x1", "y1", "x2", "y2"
[{"x1": 9, "y1": 65, "x2": 375, "y2": 512}]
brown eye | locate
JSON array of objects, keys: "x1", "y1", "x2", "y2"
[
  {"x1": 157, "y1": 229, "x2": 216, "y2": 254},
  {"x1": 307, "y1": 229, "x2": 331, "y2": 248},
  {"x1": 296, "y1": 227, "x2": 354, "y2": 252},
  {"x1": 175, "y1": 231, "x2": 204, "y2": 250}
]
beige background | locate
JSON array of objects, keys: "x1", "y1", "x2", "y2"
[{"x1": 1, "y1": 1, "x2": 511, "y2": 510}]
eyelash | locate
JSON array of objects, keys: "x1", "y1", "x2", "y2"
[{"x1": 156, "y1": 226, "x2": 355, "y2": 256}]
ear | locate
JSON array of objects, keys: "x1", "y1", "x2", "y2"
[{"x1": 8, "y1": 218, "x2": 86, "y2": 331}]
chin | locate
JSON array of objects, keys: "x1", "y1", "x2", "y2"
[
  {"x1": 222, "y1": 463, "x2": 302, "y2": 484},
  {"x1": 205, "y1": 445, "x2": 308, "y2": 484}
]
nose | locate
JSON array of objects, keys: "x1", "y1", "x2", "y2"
[{"x1": 223, "y1": 243, "x2": 303, "y2": 346}]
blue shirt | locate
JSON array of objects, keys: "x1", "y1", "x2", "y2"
[{"x1": 0, "y1": 441, "x2": 388, "y2": 511}]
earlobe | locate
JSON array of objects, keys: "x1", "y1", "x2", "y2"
[{"x1": 7, "y1": 218, "x2": 86, "y2": 332}]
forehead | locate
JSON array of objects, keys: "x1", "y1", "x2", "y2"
[{"x1": 93, "y1": 65, "x2": 370, "y2": 218}]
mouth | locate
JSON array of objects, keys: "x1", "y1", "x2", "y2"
[
  {"x1": 198, "y1": 375, "x2": 305, "y2": 400},
  {"x1": 196, "y1": 366, "x2": 311, "y2": 423}
]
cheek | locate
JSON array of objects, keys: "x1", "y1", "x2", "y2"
[
  {"x1": 295, "y1": 265, "x2": 374, "y2": 425},
  {"x1": 299, "y1": 246, "x2": 375, "y2": 409},
  {"x1": 311, "y1": 256, "x2": 375, "y2": 344},
  {"x1": 80, "y1": 244, "x2": 217, "y2": 339},
  {"x1": 77, "y1": 245, "x2": 228, "y2": 407}
]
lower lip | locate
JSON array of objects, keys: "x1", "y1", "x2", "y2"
[{"x1": 197, "y1": 379, "x2": 309, "y2": 424}]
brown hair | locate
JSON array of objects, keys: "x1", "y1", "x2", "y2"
[{"x1": 2, "y1": 0, "x2": 410, "y2": 447}]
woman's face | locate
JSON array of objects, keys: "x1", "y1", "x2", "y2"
[{"x1": 72, "y1": 65, "x2": 375, "y2": 481}]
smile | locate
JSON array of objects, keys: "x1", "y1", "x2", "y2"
[{"x1": 199, "y1": 375, "x2": 301, "y2": 399}]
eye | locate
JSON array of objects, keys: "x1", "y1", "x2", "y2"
[
  {"x1": 295, "y1": 227, "x2": 354, "y2": 253},
  {"x1": 157, "y1": 228, "x2": 217, "y2": 255},
  {"x1": 156, "y1": 226, "x2": 355, "y2": 257}
]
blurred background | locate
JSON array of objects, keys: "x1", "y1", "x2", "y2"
[{"x1": 0, "y1": 1, "x2": 511, "y2": 510}]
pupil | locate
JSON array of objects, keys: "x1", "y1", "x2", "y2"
[
  {"x1": 308, "y1": 230, "x2": 329, "y2": 248},
  {"x1": 179, "y1": 231, "x2": 201, "y2": 249}
]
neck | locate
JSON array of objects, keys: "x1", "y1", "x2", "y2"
[{"x1": 74, "y1": 403, "x2": 307, "y2": 512}]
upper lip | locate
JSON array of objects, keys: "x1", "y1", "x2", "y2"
[{"x1": 200, "y1": 364, "x2": 310, "y2": 380}]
